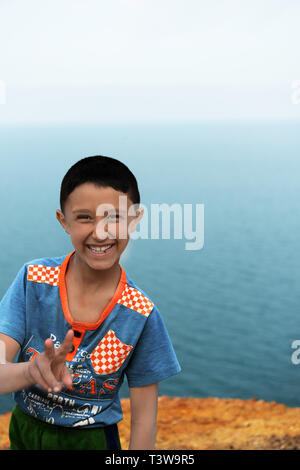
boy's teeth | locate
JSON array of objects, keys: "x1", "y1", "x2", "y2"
[{"x1": 89, "y1": 245, "x2": 112, "y2": 253}]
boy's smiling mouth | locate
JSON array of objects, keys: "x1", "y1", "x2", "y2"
[{"x1": 86, "y1": 243, "x2": 116, "y2": 256}]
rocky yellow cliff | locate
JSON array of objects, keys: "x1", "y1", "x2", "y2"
[{"x1": 1, "y1": 396, "x2": 300, "y2": 450}]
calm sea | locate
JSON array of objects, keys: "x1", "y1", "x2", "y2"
[{"x1": 0, "y1": 119, "x2": 299, "y2": 413}]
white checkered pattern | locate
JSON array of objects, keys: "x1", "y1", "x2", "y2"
[
  {"x1": 90, "y1": 330, "x2": 133, "y2": 375},
  {"x1": 117, "y1": 284, "x2": 154, "y2": 317},
  {"x1": 27, "y1": 264, "x2": 60, "y2": 287}
]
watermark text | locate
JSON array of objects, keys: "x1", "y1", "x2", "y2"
[{"x1": 88, "y1": 197, "x2": 204, "y2": 250}]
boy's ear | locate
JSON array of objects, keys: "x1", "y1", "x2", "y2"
[
  {"x1": 128, "y1": 206, "x2": 144, "y2": 234},
  {"x1": 56, "y1": 210, "x2": 70, "y2": 234}
]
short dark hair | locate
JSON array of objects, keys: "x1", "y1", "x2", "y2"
[{"x1": 59, "y1": 155, "x2": 140, "y2": 214}]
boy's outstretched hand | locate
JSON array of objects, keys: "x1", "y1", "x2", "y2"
[{"x1": 26, "y1": 329, "x2": 74, "y2": 393}]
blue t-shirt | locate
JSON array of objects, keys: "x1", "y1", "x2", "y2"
[{"x1": 0, "y1": 250, "x2": 181, "y2": 428}]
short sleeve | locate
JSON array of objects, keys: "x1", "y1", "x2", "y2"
[
  {"x1": 0, "y1": 264, "x2": 27, "y2": 346},
  {"x1": 125, "y1": 305, "x2": 181, "y2": 388}
]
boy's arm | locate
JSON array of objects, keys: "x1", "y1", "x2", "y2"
[
  {"x1": 128, "y1": 382, "x2": 158, "y2": 450},
  {"x1": 0, "y1": 333, "x2": 33, "y2": 394}
]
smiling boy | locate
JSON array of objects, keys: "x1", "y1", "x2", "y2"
[{"x1": 0, "y1": 155, "x2": 181, "y2": 450}]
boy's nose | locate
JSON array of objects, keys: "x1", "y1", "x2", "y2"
[
  {"x1": 94, "y1": 222, "x2": 109, "y2": 240},
  {"x1": 95, "y1": 218, "x2": 117, "y2": 240}
]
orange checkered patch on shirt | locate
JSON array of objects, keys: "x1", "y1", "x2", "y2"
[
  {"x1": 90, "y1": 330, "x2": 133, "y2": 375},
  {"x1": 117, "y1": 284, "x2": 154, "y2": 317},
  {"x1": 27, "y1": 264, "x2": 60, "y2": 287}
]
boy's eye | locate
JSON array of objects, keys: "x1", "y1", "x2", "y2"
[{"x1": 76, "y1": 214, "x2": 121, "y2": 220}]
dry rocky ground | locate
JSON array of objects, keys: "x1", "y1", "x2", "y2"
[{"x1": 1, "y1": 396, "x2": 300, "y2": 450}]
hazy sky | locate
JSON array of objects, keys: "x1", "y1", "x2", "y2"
[{"x1": 0, "y1": 0, "x2": 299, "y2": 123}]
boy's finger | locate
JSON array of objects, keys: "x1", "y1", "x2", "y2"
[
  {"x1": 61, "y1": 364, "x2": 73, "y2": 389},
  {"x1": 31, "y1": 364, "x2": 55, "y2": 393},
  {"x1": 44, "y1": 338, "x2": 55, "y2": 360},
  {"x1": 35, "y1": 358, "x2": 60, "y2": 393},
  {"x1": 58, "y1": 329, "x2": 74, "y2": 357}
]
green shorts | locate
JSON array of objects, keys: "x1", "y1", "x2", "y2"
[{"x1": 9, "y1": 404, "x2": 122, "y2": 450}]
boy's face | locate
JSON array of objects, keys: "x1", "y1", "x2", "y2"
[{"x1": 56, "y1": 183, "x2": 143, "y2": 270}]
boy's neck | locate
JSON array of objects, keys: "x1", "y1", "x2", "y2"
[{"x1": 68, "y1": 251, "x2": 122, "y2": 294}]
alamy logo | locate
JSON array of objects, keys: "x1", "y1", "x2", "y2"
[
  {"x1": 291, "y1": 340, "x2": 300, "y2": 364},
  {"x1": 0, "y1": 340, "x2": 6, "y2": 364},
  {"x1": 93, "y1": 197, "x2": 204, "y2": 251}
]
